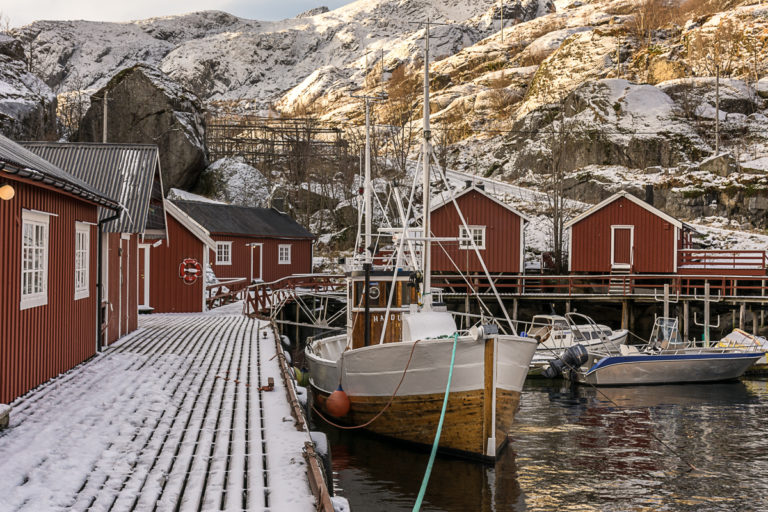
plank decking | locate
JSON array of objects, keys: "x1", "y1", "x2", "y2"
[{"x1": 0, "y1": 314, "x2": 313, "y2": 512}]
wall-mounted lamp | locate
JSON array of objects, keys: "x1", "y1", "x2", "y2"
[{"x1": 0, "y1": 182, "x2": 14, "y2": 201}]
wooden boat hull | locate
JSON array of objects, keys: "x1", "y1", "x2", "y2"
[
  {"x1": 306, "y1": 334, "x2": 536, "y2": 461},
  {"x1": 574, "y1": 352, "x2": 764, "y2": 386}
]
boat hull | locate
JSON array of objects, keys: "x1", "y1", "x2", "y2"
[
  {"x1": 574, "y1": 352, "x2": 764, "y2": 386},
  {"x1": 306, "y1": 334, "x2": 536, "y2": 461}
]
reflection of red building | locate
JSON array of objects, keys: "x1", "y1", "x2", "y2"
[
  {"x1": 23, "y1": 143, "x2": 166, "y2": 345},
  {"x1": 171, "y1": 200, "x2": 315, "y2": 283},
  {"x1": 1, "y1": 135, "x2": 120, "y2": 403},
  {"x1": 566, "y1": 191, "x2": 693, "y2": 274},
  {"x1": 430, "y1": 184, "x2": 528, "y2": 274}
]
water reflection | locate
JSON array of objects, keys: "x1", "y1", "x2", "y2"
[{"x1": 314, "y1": 379, "x2": 768, "y2": 511}]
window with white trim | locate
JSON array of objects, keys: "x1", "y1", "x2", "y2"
[
  {"x1": 216, "y1": 241, "x2": 232, "y2": 265},
  {"x1": 459, "y1": 225, "x2": 486, "y2": 250},
  {"x1": 278, "y1": 244, "x2": 291, "y2": 264},
  {"x1": 21, "y1": 211, "x2": 50, "y2": 310},
  {"x1": 74, "y1": 223, "x2": 90, "y2": 300}
]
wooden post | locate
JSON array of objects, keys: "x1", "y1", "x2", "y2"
[
  {"x1": 683, "y1": 300, "x2": 689, "y2": 341},
  {"x1": 465, "y1": 294, "x2": 470, "y2": 330},
  {"x1": 663, "y1": 283, "x2": 670, "y2": 319},
  {"x1": 512, "y1": 298, "x2": 518, "y2": 333},
  {"x1": 621, "y1": 300, "x2": 629, "y2": 330},
  {"x1": 739, "y1": 303, "x2": 746, "y2": 331},
  {"x1": 565, "y1": 300, "x2": 571, "y2": 314}
]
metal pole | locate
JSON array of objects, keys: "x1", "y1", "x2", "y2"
[
  {"x1": 364, "y1": 262, "x2": 371, "y2": 347},
  {"x1": 422, "y1": 19, "x2": 432, "y2": 311},
  {"x1": 704, "y1": 281, "x2": 711, "y2": 346},
  {"x1": 500, "y1": 0, "x2": 504, "y2": 43},
  {"x1": 364, "y1": 98, "x2": 372, "y2": 259},
  {"x1": 102, "y1": 90, "x2": 108, "y2": 143},
  {"x1": 715, "y1": 64, "x2": 720, "y2": 155}
]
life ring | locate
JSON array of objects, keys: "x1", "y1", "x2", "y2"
[{"x1": 178, "y1": 258, "x2": 202, "y2": 285}]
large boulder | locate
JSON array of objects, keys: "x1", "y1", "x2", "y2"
[
  {"x1": 76, "y1": 64, "x2": 207, "y2": 190},
  {"x1": 0, "y1": 34, "x2": 57, "y2": 140}
]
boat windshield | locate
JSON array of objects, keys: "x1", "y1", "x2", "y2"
[{"x1": 649, "y1": 317, "x2": 681, "y2": 347}]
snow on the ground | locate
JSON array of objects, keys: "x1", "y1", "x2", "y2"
[{"x1": 0, "y1": 314, "x2": 314, "y2": 512}]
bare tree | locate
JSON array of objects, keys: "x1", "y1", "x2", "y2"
[{"x1": 546, "y1": 111, "x2": 569, "y2": 274}]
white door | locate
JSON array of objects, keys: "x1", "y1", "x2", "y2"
[
  {"x1": 138, "y1": 244, "x2": 151, "y2": 309},
  {"x1": 251, "y1": 244, "x2": 263, "y2": 282}
]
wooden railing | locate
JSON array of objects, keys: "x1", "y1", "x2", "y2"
[
  {"x1": 243, "y1": 274, "x2": 346, "y2": 316},
  {"x1": 678, "y1": 250, "x2": 767, "y2": 275},
  {"x1": 431, "y1": 273, "x2": 768, "y2": 299},
  {"x1": 206, "y1": 278, "x2": 250, "y2": 309}
]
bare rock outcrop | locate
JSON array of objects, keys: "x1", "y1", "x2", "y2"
[{"x1": 76, "y1": 64, "x2": 207, "y2": 190}]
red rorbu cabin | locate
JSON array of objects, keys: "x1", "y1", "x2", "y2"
[
  {"x1": 430, "y1": 184, "x2": 528, "y2": 274},
  {"x1": 146, "y1": 200, "x2": 216, "y2": 313},
  {"x1": 0, "y1": 135, "x2": 120, "y2": 403},
  {"x1": 22, "y1": 142, "x2": 167, "y2": 345},
  {"x1": 566, "y1": 191, "x2": 694, "y2": 274},
  {"x1": 171, "y1": 200, "x2": 315, "y2": 284}
]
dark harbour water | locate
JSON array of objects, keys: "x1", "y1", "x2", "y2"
[{"x1": 313, "y1": 379, "x2": 768, "y2": 512}]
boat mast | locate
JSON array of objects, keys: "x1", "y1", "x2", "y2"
[
  {"x1": 364, "y1": 97, "x2": 372, "y2": 261},
  {"x1": 422, "y1": 19, "x2": 432, "y2": 311}
]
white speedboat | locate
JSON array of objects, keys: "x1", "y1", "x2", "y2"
[
  {"x1": 545, "y1": 317, "x2": 763, "y2": 386},
  {"x1": 527, "y1": 313, "x2": 627, "y2": 375}
]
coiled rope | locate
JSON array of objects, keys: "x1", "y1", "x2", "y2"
[{"x1": 413, "y1": 332, "x2": 459, "y2": 512}]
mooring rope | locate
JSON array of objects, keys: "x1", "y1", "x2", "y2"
[
  {"x1": 311, "y1": 339, "x2": 423, "y2": 430},
  {"x1": 413, "y1": 332, "x2": 459, "y2": 512}
]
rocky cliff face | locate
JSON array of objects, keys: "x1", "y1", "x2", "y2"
[
  {"x1": 0, "y1": 35, "x2": 57, "y2": 140},
  {"x1": 75, "y1": 65, "x2": 207, "y2": 190}
]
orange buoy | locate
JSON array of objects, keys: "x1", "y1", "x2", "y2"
[{"x1": 326, "y1": 385, "x2": 351, "y2": 417}]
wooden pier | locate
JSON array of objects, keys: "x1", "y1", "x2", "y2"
[{"x1": 0, "y1": 313, "x2": 331, "y2": 511}]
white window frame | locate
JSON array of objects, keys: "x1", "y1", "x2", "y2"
[
  {"x1": 610, "y1": 225, "x2": 635, "y2": 270},
  {"x1": 278, "y1": 244, "x2": 292, "y2": 265},
  {"x1": 216, "y1": 241, "x2": 232, "y2": 265},
  {"x1": 21, "y1": 210, "x2": 50, "y2": 310},
  {"x1": 459, "y1": 225, "x2": 486, "y2": 250},
  {"x1": 74, "y1": 222, "x2": 90, "y2": 300}
]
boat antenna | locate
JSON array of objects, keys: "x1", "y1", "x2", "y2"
[{"x1": 351, "y1": 90, "x2": 388, "y2": 261}]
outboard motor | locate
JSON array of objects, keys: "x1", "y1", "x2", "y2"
[{"x1": 542, "y1": 344, "x2": 589, "y2": 379}]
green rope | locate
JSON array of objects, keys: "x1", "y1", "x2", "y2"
[{"x1": 412, "y1": 332, "x2": 459, "y2": 512}]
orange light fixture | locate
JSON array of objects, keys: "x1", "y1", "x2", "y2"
[{"x1": 0, "y1": 183, "x2": 14, "y2": 201}]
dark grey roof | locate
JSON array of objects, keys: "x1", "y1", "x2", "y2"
[
  {"x1": 22, "y1": 142, "x2": 164, "y2": 234},
  {"x1": 0, "y1": 135, "x2": 119, "y2": 210},
  {"x1": 171, "y1": 200, "x2": 314, "y2": 239}
]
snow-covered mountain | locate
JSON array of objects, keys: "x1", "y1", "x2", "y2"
[{"x1": 12, "y1": 0, "x2": 549, "y2": 109}]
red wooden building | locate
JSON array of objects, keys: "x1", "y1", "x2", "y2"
[
  {"x1": 145, "y1": 200, "x2": 215, "y2": 313},
  {"x1": 22, "y1": 143, "x2": 167, "y2": 345},
  {"x1": 566, "y1": 191, "x2": 695, "y2": 274},
  {"x1": 0, "y1": 135, "x2": 120, "y2": 403},
  {"x1": 171, "y1": 200, "x2": 315, "y2": 283},
  {"x1": 430, "y1": 184, "x2": 528, "y2": 274}
]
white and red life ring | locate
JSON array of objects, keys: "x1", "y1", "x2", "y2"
[{"x1": 179, "y1": 258, "x2": 202, "y2": 285}]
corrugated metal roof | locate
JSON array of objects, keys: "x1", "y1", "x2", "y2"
[
  {"x1": 0, "y1": 135, "x2": 119, "y2": 210},
  {"x1": 171, "y1": 200, "x2": 314, "y2": 239},
  {"x1": 22, "y1": 142, "x2": 163, "y2": 233}
]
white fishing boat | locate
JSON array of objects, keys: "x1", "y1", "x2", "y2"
[
  {"x1": 544, "y1": 317, "x2": 763, "y2": 386},
  {"x1": 527, "y1": 314, "x2": 628, "y2": 375},
  {"x1": 305, "y1": 27, "x2": 537, "y2": 461}
]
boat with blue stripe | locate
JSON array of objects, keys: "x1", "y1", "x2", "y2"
[{"x1": 544, "y1": 316, "x2": 765, "y2": 386}]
